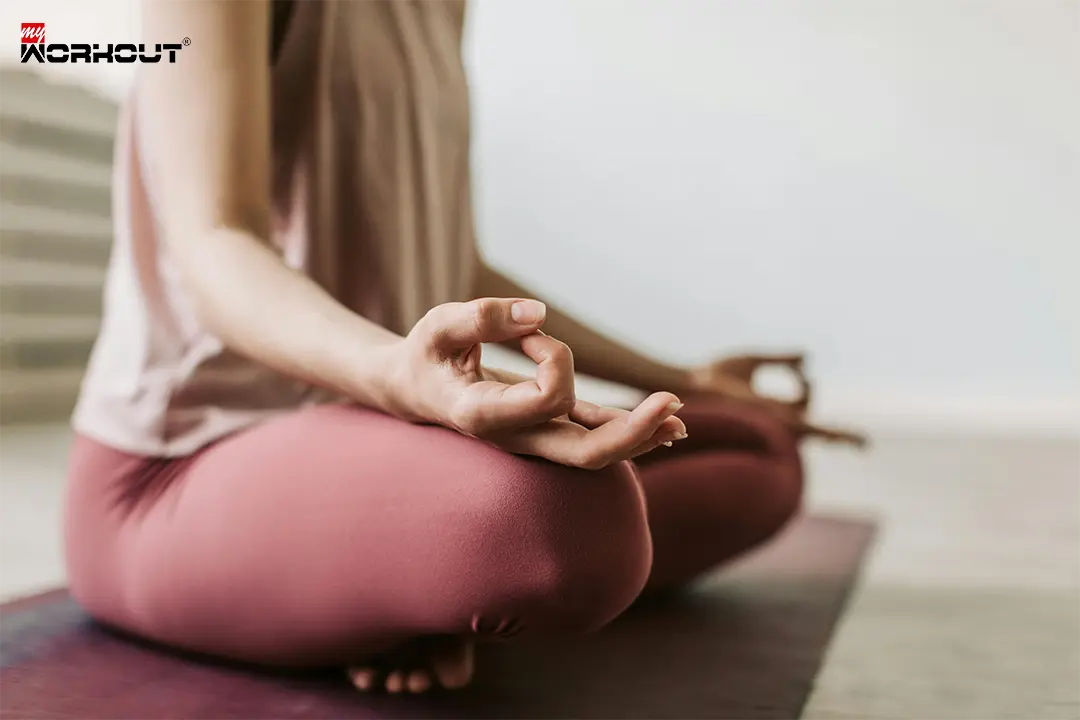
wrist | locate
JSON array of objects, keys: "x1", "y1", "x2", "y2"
[
  {"x1": 651, "y1": 363, "x2": 698, "y2": 395},
  {"x1": 341, "y1": 336, "x2": 409, "y2": 416},
  {"x1": 680, "y1": 364, "x2": 709, "y2": 393}
]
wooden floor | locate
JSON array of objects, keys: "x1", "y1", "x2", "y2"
[
  {"x1": 800, "y1": 434, "x2": 1079, "y2": 719},
  {"x1": 2, "y1": 423, "x2": 1078, "y2": 719}
]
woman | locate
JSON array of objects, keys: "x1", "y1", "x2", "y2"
[{"x1": 66, "y1": 0, "x2": 863, "y2": 694}]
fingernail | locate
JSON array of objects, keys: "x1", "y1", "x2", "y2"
[
  {"x1": 676, "y1": 432, "x2": 688, "y2": 440},
  {"x1": 664, "y1": 401, "x2": 684, "y2": 416},
  {"x1": 511, "y1": 300, "x2": 546, "y2": 324},
  {"x1": 662, "y1": 441, "x2": 673, "y2": 447}
]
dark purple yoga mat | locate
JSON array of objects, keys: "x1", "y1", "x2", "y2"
[{"x1": 0, "y1": 514, "x2": 875, "y2": 720}]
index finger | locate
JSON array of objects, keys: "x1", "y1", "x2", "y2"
[{"x1": 451, "y1": 334, "x2": 576, "y2": 434}]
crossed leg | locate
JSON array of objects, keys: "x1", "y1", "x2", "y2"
[
  {"x1": 65, "y1": 397, "x2": 801, "y2": 691},
  {"x1": 634, "y1": 393, "x2": 804, "y2": 591}
]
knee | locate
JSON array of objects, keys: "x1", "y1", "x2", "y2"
[
  {"x1": 771, "y1": 445, "x2": 804, "y2": 531},
  {"x1": 731, "y1": 401, "x2": 805, "y2": 521},
  {"x1": 708, "y1": 401, "x2": 805, "y2": 540},
  {"x1": 757, "y1": 417, "x2": 805, "y2": 537},
  {"x1": 473, "y1": 458, "x2": 652, "y2": 635}
]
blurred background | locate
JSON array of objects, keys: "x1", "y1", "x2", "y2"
[
  {"x1": 0, "y1": 0, "x2": 1076, "y2": 428},
  {"x1": 0, "y1": 1, "x2": 1077, "y2": 718}
]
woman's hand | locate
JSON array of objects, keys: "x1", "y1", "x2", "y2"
[
  {"x1": 689, "y1": 352, "x2": 869, "y2": 449},
  {"x1": 382, "y1": 298, "x2": 688, "y2": 469},
  {"x1": 689, "y1": 352, "x2": 811, "y2": 413}
]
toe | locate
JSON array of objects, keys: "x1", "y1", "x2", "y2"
[
  {"x1": 429, "y1": 638, "x2": 474, "y2": 690},
  {"x1": 385, "y1": 671, "x2": 406, "y2": 694},
  {"x1": 348, "y1": 667, "x2": 376, "y2": 692},
  {"x1": 407, "y1": 670, "x2": 432, "y2": 693}
]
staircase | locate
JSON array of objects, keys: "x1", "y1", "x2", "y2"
[{"x1": 0, "y1": 66, "x2": 118, "y2": 425}]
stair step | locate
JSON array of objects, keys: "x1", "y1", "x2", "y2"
[
  {"x1": 0, "y1": 140, "x2": 112, "y2": 188},
  {"x1": 0, "y1": 368, "x2": 84, "y2": 424},
  {"x1": 1, "y1": 313, "x2": 101, "y2": 342},
  {"x1": 0, "y1": 227, "x2": 112, "y2": 267},
  {"x1": 1, "y1": 257, "x2": 107, "y2": 287},
  {"x1": 0, "y1": 314, "x2": 99, "y2": 369},
  {"x1": 0, "y1": 256, "x2": 106, "y2": 316},
  {"x1": 0, "y1": 175, "x2": 111, "y2": 219},
  {"x1": 0, "y1": 201, "x2": 111, "y2": 266},
  {"x1": 0, "y1": 68, "x2": 118, "y2": 139},
  {"x1": 1, "y1": 202, "x2": 113, "y2": 239},
  {"x1": 0, "y1": 141, "x2": 112, "y2": 217},
  {"x1": 0, "y1": 116, "x2": 114, "y2": 167}
]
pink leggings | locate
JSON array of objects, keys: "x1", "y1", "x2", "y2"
[{"x1": 64, "y1": 394, "x2": 802, "y2": 667}]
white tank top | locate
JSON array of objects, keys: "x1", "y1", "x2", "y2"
[{"x1": 74, "y1": 0, "x2": 478, "y2": 456}]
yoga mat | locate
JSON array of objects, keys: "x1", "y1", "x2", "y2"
[{"x1": 0, "y1": 514, "x2": 875, "y2": 720}]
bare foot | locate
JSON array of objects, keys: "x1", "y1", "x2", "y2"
[{"x1": 348, "y1": 636, "x2": 474, "y2": 694}]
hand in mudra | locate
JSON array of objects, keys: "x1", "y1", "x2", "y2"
[
  {"x1": 689, "y1": 352, "x2": 868, "y2": 449},
  {"x1": 385, "y1": 298, "x2": 687, "y2": 469}
]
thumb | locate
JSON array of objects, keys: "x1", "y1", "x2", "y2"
[{"x1": 417, "y1": 298, "x2": 547, "y2": 352}]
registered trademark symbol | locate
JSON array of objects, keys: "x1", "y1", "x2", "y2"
[{"x1": 182, "y1": 37, "x2": 191, "y2": 46}]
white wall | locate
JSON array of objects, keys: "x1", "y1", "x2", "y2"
[
  {"x1": 467, "y1": 0, "x2": 1080, "y2": 428},
  {"x1": 3, "y1": 0, "x2": 1077, "y2": 429}
]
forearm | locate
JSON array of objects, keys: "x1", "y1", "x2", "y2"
[
  {"x1": 180, "y1": 227, "x2": 401, "y2": 411},
  {"x1": 472, "y1": 262, "x2": 690, "y2": 393}
]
